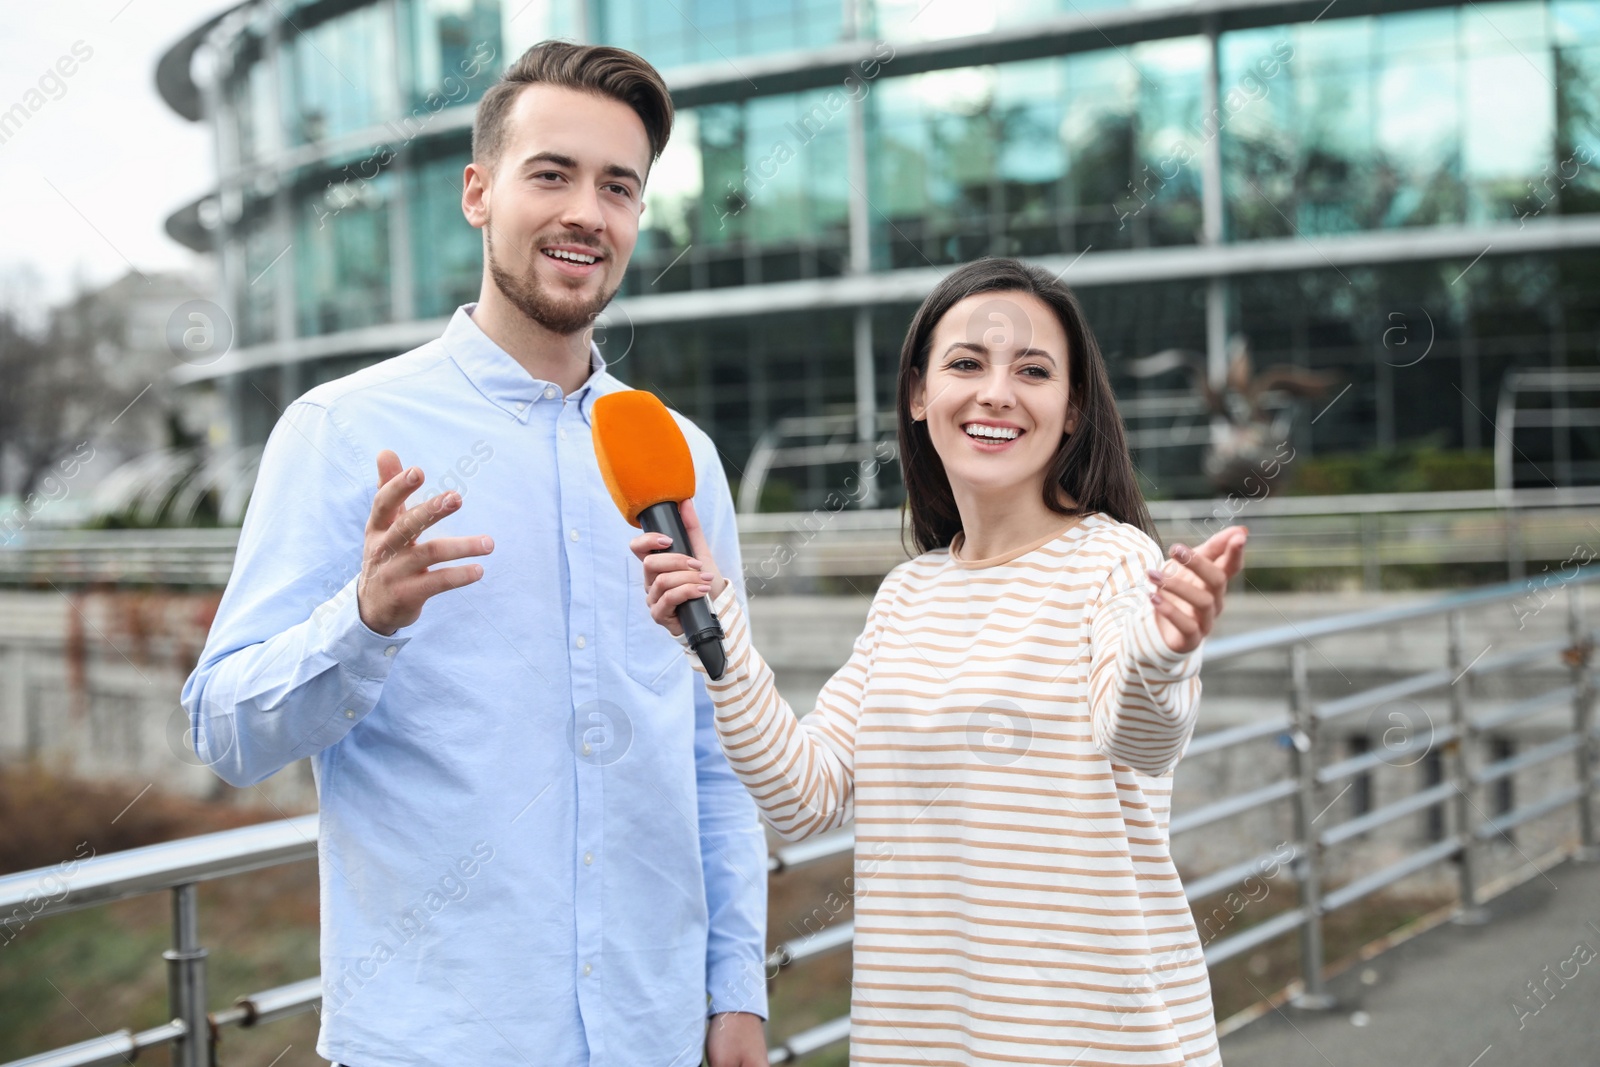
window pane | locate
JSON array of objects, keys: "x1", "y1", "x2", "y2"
[
  {"x1": 296, "y1": 172, "x2": 394, "y2": 335},
  {"x1": 411, "y1": 153, "x2": 482, "y2": 319}
]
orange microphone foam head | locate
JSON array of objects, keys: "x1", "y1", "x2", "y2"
[{"x1": 592, "y1": 390, "x2": 696, "y2": 527}]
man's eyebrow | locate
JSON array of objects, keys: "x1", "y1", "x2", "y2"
[
  {"x1": 602, "y1": 163, "x2": 643, "y2": 188},
  {"x1": 519, "y1": 152, "x2": 642, "y2": 189},
  {"x1": 941, "y1": 341, "x2": 1057, "y2": 365},
  {"x1": 521, "y1": 151, "x2": 579, "y2": 171}
]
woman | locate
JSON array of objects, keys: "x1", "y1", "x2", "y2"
[{"x1": 633, "y1": 258, "x2": 1246, "y2": 1066}]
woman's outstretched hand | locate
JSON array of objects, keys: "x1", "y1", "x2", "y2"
[
  {"x1": 1147, "y1": 525, "x2": 1248, "y2": 655},
  {"x1": 626, "y1": 497, "x2": 729, "y2": 638}
]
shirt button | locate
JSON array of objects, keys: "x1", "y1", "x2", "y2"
[
  {"x1": 544, "y1": 386, "x2": 557, "y2": 400},
  {"x1": 582, "y1": 742, "x2": 592, "y2": 756},
  {"x1": 582, "y1": 962, "x2": 593, "y2": 976},
  {"x1": 583, "y1": 851, "x2": 593, "y2": 866},
  {"x1": 515, "y1": 401, "x2": 526, "y2": 412},
  {"x1": 575, "y1": 634, "x2": 586, "y2": 649},
  {"x1": 569, "y1": 528, "x2": 579, "y2": 541},
  {"x1": 384, "y1": 645, "x2": 398, "y2": 657},
  {"x1": 344, "y1": 709, "x2": 356, "y2": 719},
  {"x1": 559, "y1": 428, "x2": 568, "y2": 440}
]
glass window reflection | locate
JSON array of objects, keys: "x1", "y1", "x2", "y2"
[
  {"x1": 597, "y1": 0, "x2": 842, "y2": 71},
  {"x1": 402, "y1": 0, "x2": 502, "y2": 111},
  {"x1": 284, "y1": 5, "x2": 397, "y2": 145},
  {"x1": 1220, "y1": 4, "x2": 1593, "y2": 239},
  {"x1": 238, "y1": 213, "x2": 281, "y2": 347},
  {"x1": 625, "y1": 87, "x2": 853, "y2": 294},
  {"x1": 296, "y1": 171, "x2": 394, "y2": 335},
  {"x1": 868, "y1": 41, "x2": 1204, "y2": 269},
  {"x1": 411, "y1": 153, "x2": 483, "y2": 319}
]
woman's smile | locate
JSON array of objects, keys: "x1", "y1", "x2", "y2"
[{"x1": 960, "y1": 419, "x2": 1027, "y2": 452}]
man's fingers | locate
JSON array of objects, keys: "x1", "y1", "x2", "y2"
[
  {"x1": 409, "y1": 534, "x2": 495, "y2": 570},
  {"x1": 411, "y1": 563, "x2": 486, "y2": 600},
  {"x1": 379, "y1": 490, "x2": 461, "y2": 556},
  {"x1": 369, "y1": 461, "x2": 423, "y2": 533},
  {"x1": 376, "y1": 449, "x2": 402, "y2": 488}
]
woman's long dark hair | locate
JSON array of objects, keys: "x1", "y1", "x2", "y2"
[{"x1": 896, "y1": 257, "x2": 1155, "y2": 556}]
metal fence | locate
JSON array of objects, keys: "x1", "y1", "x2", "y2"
[
  {"x1": 6, "y1": 486, "x2": 1599, "y2": 592},
  {"x1": 3, "y1": 565, "x2": 1597, "y2": 1066}
]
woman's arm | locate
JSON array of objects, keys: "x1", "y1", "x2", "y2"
[
  {"x1": 631, "y1": 499, "x2": 894, "y2": 841},
  {"x1": 1087, "y1": 525, "x2": 1247, "y2": 777}
]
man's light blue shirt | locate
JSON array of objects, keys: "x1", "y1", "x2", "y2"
[{"x1": 181, "y1": 303, "x2": 769, "y2": 1067}]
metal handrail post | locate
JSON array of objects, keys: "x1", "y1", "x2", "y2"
[
  {"x1": 1447, "y1": 611, "x2": 1489, "y2": 924},
  {"x1": 1287, "y1": 643, "x2": 1335, "y2": 1009},
  {"x1": 1569, "y1": 584, "x2": 1598, "y2": 860},
  {"x1": 165, "y1": 883, "x2": 209, "y2": 1067}
]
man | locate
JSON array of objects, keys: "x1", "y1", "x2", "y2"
[{"x1": 181, "y1": 41, "x2": 769, "y2": 1067}]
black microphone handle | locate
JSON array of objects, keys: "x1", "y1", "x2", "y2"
[{"x1": 639, "y1": 500, "x2": 728, "y2": 680}]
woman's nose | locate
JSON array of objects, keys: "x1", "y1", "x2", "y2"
[{"x1": 975, "y1": 365, "x2": 1016, "y2": 407}]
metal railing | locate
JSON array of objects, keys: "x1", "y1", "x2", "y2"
[
  {"x1": 7, "y1": 486, "x2": 1600, "y2": 590},
  {"x1": 3, "y1": 566, "x2": 1598, "y2": 1064}
]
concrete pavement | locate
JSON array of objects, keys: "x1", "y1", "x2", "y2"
[{"x1": 1219, "y1": 856, "x2": 1600, "y2": 1066}]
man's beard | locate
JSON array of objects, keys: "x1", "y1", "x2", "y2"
[{"x1": 485, "y1": 223, "x2": 620, "y2": 336}]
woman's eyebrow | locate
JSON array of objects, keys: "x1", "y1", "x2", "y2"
[{"x1": 941, "y1": 341, "x2": 1057, "y2": 365}]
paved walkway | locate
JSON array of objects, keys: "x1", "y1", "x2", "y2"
[{"x1": 1219, "y1": 856, "x2": 1600, "y2": 1066}]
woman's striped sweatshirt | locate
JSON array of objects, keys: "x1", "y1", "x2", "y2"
[{"x1": 682, "y1": 510, "x2": 1220, "y2": 1066}]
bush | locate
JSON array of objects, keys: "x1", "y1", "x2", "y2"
[{"x1": 1289, "y1": 445, "x2": 1494, "y2": 496}]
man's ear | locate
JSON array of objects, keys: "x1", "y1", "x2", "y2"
[{"x1": 462, "y1": 161, "x2": 490, "y2": 229}]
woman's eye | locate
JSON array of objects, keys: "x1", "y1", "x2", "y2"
[
  {"x1": 1022, "y1": 365, "x2": 1051, "y2": 378},
  {"x1": 951, "y1": 358, "x2": 980, "y2": 370}
]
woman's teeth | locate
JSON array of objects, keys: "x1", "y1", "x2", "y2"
[
  {"x1": 964, "y1": 424, "x2": 1021, "y2": 441},
  {"x1": 543, "y1": 248, "x2": 598, "y2": 264}
]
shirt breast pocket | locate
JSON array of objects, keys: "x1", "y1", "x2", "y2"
[{"x1": 624, "y1": 559, "x2": 686, "y2": 694}]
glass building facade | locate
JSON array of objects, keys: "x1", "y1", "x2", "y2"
[{"x1": 162, "y1": 0, "x2": 1600, "y2": 505}]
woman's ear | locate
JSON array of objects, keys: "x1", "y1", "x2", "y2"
[
  {"x1": 1064, "y1": 399, "x2": 1080, "y2": 436},
  {"x1": 909, "y1": 373, "x2": 925, "y2": 422}
]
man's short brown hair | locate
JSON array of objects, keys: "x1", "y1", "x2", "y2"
[{"x1": 472, "y1": 40, "x2": 674, "y2": 173}]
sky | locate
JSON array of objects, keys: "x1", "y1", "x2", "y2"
[{"x1": 0, "y1": 0, "x2": 226, "y2": 322}]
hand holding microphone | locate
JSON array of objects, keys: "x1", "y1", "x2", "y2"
[
  {"x1": 627, "y1": 499, "x2": 727, "y2": 635},
  {"x1": 593, "y1": 390, "x2": 729, "y2": 679}
]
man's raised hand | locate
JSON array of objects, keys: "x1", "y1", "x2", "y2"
[{"x1": 357, "y1": 450, "x2": 494, "y2": 636}]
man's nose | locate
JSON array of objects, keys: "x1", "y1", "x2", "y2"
[{"x1": 558, "y1": 183, "x2": 605, "y2": 234}]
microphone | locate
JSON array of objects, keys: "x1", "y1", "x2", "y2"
[{"x1": 592, "y1": 390, "x2": 728, "y2": 679}]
